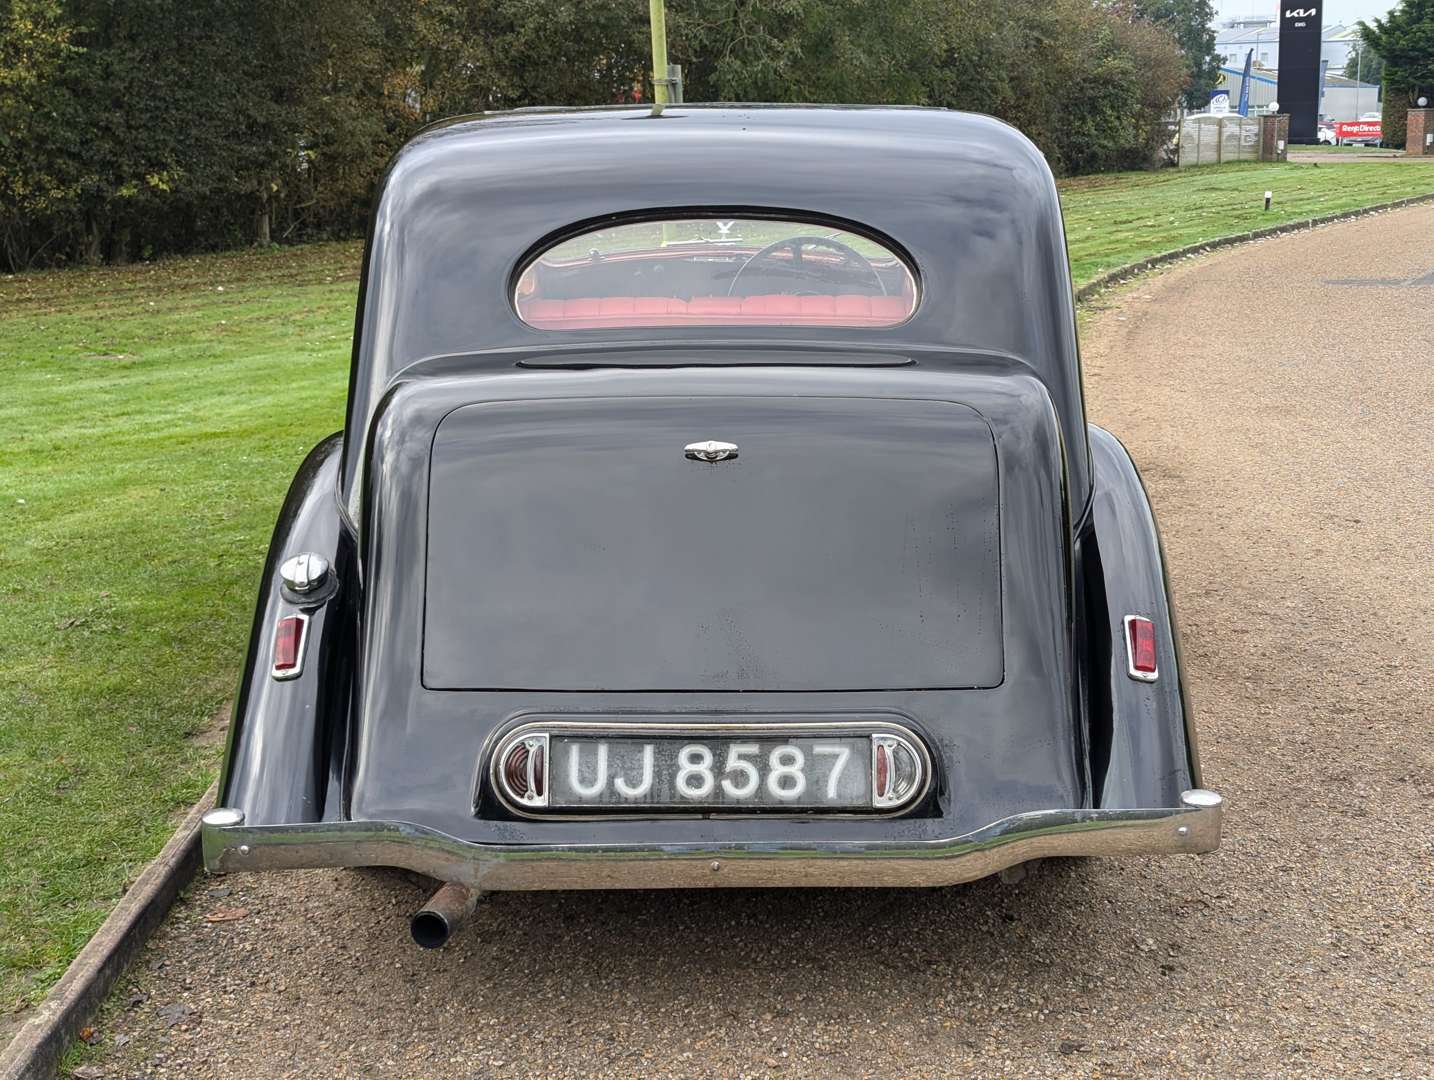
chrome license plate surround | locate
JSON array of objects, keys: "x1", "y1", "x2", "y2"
[{"x1": 485, "y1": 717, "x2": 931, "y2": 820}]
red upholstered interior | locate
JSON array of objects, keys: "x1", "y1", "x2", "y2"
[{"x1": 519, "y1": 294, "x2": 911, "y2": 329}]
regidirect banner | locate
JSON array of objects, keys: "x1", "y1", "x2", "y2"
[
  {"x1": 1334, "y1": 120, "x2": 1382, "y2": 141},
  {"x1": 1277, "y1": 5, "x2": 1324, "y2": 142}
]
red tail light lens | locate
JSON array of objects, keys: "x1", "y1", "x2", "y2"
[
  {"x1": 497, "y1": 735, "x2": 550, "y2": 809},
  {"x1": 504, "y1": 742, "x2": 531, "y2": 797},
  {"x1": 1125, "y1": 615, "x2": 1158, "y2": 681},
  {"x1": 271, "y1": 614, "x2": 309, "y2": 679},
  {"x1": 870, "y1": 733, "x2": 924, "y2": 809}
]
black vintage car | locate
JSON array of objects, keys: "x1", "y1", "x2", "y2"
[{"x1": 204, "y1": 105, "x2": 1222, "y2": 948}]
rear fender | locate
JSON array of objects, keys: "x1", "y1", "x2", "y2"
[
  {"x1": 1081, "y1": 424, "x2": 1202, "y2": 808},
  {"x1": 218, "y1": 435, "x2": 354, "y2": 826}
]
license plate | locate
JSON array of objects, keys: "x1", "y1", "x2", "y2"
[
  {"x1": 552, "y1": 734, "x2": 869, "y2": 809},
  {"x1": 491, "y1": 722, "x2": 927, "y2": 814}
]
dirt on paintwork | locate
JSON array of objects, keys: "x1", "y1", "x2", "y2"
[{"x1": 68, "y1": 205, "x2": 1434, "y2": 1079}]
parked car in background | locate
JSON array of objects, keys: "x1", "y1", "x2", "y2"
[
  {"x1": 201, "y1": 106, "x2": 1223, "y2": 948},
  {"x1": 1318, "y1": 124, "x2": 1336, "y2": 144}
]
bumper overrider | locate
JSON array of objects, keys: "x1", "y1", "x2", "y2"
[{"x1": 200, "y1": 789, "x2": 1222, "y2": 889}]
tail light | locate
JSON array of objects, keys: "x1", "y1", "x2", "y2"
[
  {"x1": 871, "y1": 733, "x2": 922, "y2": 808},
  {"x1": 498, "y1": 734, "x2": 549, "y2": 809},
  {"x1": 271, "y1": 613, "x2": 310, "y2": 680},
  {"x1": 1124, "y1": 615, "x2": 1158, "y2": 681}
]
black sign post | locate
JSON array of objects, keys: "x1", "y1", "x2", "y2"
[{"x1": 1277, "y1": 5, "x2": 1324, "y2": 142}]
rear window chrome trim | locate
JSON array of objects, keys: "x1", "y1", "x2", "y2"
[
  {"x1": 514, "y1": 352, "x2": 916, "y2": 369},
  {"x1": 510, "y1": 207, "x2": 921, "y2": 333},
  {"x1": 483, "y1": 717, "x2": 934, "y2": 821}
]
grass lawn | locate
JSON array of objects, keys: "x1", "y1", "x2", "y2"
[
  {"x1": 0, "y1": 245, "x2": 360, "y2": 1017},
  {"x1": 1059, "y1": 157, "x2": 1433, "y2": 284},
  {"x1": 3, "y1": 157, "x2": 1432, "y2": 1015}
]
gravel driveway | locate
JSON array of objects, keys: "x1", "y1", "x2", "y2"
[{"x1": 73, "y1": 206, "x2": 1434, "y2": 1079}]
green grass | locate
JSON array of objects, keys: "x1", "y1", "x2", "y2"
[
  {"x1": 0, "y1": 244, "x2": 359, "y2": 1013},
  {"x1": 1059, "y1": 158, "x2": 1434, "y2": 284},
  {"x1": 2, "y1": 158, "x2": 1432, "y2": 1015}
]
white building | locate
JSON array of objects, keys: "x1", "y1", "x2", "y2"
[{"x1": 1214, "y1": 15, "x2": 1367, "y2": 73}]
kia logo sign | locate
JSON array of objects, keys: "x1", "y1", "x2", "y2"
[{"x1": 1277, "y1": 0, "x2": 1322, "y2": 141}]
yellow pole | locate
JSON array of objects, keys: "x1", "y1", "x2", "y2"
[{"x1": 649, "y1": 0, "x2": 670, "y2": 117}]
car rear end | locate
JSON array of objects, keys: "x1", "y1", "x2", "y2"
[{"x1": 204, "y1": 355, "x2": 1221, "y2": 928}]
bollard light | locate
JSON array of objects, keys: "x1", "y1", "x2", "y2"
[{"x1": 1264, "y1": 190, "x2": 1273, "y2": 211}]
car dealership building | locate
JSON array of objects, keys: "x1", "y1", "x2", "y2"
[{"x1": 1215, "y1": 65, "x2": 1382, "y2": 124}]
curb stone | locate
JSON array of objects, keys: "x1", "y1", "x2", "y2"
[
  {"x1": 1073, "y1": 190, "x2": 1434, "y2": 302},
  {"x1": 0, "y1": 784, "x2": 216, "y2": 1080},
  {"x1": 5, "y1": 190, "x2": 1434, "y2": 1080}
]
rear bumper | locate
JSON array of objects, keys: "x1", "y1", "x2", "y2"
[{"x1": 201, "y1": 789, "x2": 1223, "y2": 889}]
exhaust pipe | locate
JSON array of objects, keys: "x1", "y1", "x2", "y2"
[{"x1": 410, "y1": 881, "x2": 480, "y2": 948}]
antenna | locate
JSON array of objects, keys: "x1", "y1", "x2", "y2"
[{"x1": 649, "y1": 0, "x2": 671, "y2": 117}]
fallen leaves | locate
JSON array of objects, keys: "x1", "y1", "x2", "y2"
[{"x1": 203, "y1": 905, "x2": 249, "y2": 923}]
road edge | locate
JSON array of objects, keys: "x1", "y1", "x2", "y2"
[
  {"x1": 1073, "y1": 190, "x2": 1434, "y2": 301},
  {"x1": 0, "y1": 784, "x2": 216, "y2": 1080}
]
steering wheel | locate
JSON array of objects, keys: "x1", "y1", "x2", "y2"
[{"x1": 727, "y1": 235, "x2": 887, "y2": 297}]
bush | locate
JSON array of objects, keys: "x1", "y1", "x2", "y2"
[
  {"x1": 1382, "y1": 86, "x2": 1414, "y2": 149},
  {"x1": 2, "y1": 0, "x2": 1190, "y2": 271},
  {"x1": 922, "y1": 0, "x2": 1187, "y2": 175}
]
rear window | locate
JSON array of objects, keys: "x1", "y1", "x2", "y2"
[{"x1": 514, "y1": 216, "x2": 917, "y2": 330}]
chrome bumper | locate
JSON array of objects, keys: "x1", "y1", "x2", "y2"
[{"x1": 200, "y1": 789, "x2": 1222, "y2": 889}]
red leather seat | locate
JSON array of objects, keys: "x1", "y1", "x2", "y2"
[{"x1": 520, "y1": 295, "x2": 910, "y2": 329}]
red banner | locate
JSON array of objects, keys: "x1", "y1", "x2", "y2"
[{"x1": 1334, "y1": 120, "x2": 1382, "y2": 140}]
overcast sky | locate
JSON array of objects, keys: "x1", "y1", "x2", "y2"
[{"x1": 1212, "y1": 0, "x2": 1399, "y2": 28}]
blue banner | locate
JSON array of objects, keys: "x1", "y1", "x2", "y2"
[{"x1": 1237, "y1": 49, "x2": 1253, "y2": 115}]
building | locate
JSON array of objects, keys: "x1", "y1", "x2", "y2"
[
  {"x1": 1214, "y1": 15, "x2": 1367, "y2": 73},
  {"x1": 1215, "y1": 64, "x2": 1382, "y2": 123}
]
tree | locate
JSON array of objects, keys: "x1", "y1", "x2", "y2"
[
  {"x1": 1360, "y1": 0, "x2": 1434, "y2": 93},
  {"x1": 665, "y1": 0, "x2": 942, "y2": 105},
  {"x1": 1127, "y1": 0, "x2": 1222, "y2": 110},
  {"x1": 0, "y1": 0, "x2": 83, "y2": 267},
  {"x1": 1361, "y1": 0, "x2": 1434, "y2": 148},
  {"x1": 0, "y1": 0, "x2": 1195, "y2": 270},
  {"x1": 1343, "y1": 33, "x2": 1384, "y2": 85},
  {"x1": 398, "y1": 0, "x2": 647, "y2": 119},
  {"x1": 927, "y1": 0, "x2": 1187, "y2": 174}
]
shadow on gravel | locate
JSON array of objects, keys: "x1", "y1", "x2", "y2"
[
  {"x1": 78, "y1": 854, "x2": 1226, "y2": 1077},
  {"x1": 332, "y1": 856, "x2": 1174, "y2": 1011}
]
